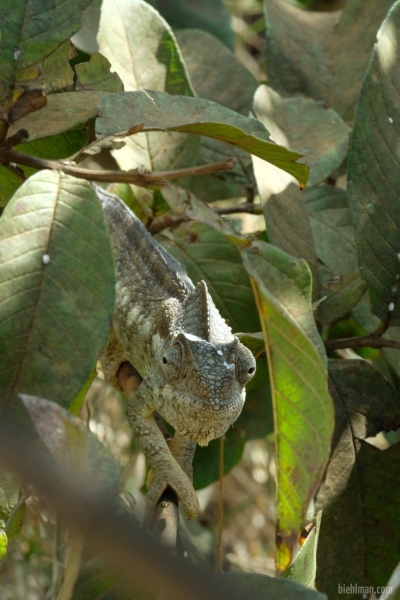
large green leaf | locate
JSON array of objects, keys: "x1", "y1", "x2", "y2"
[
  {"x1": 158, "y1": 221, "x2": 260, "y2": 334},
  {"x1": 41, "y1": 40, "x2": 76, "y2": 93},
  {"x1": 348, "y1": 2, "x2": 400, "y2": 326},
  {"x1": 252, "y1": 85, "x2": 349, "y2": 300},
  {"x1": 242, "y1": 242, "x2": 333, "y2": 572},
  {"x1": 147, "y1": 0, "x2": 234, "y2": 50},
  {"x1": 305, "y1": 186, "x2": 358, "y2": 275},
  {"x1": 8, "y1": 91, "x2": 107, "y2": 141},
  {"x1": 283, "y1": 512, "x2": 322, "y2": 589},
  {"x1": 256, "y1": 182, "x2": 320, "y2": 300},
  {"x1": 0, "y1": 128, "x2": 88, "y2": 207},
  {"x1": 235, "y1": 356, "x2": 273, "y2": 442},
  {"x1": 175, "y1": 28, "x2": 258, "y2": 201},
  {"x1": 318, "y1": 270, "x2": 367, "y2": 326},
  {"x1": 264, "y1": 0, "x2": 396, "y2": 122},
  {"x1": 175, "y1": 29, "x2": 257, "y2": 116},
  {"x1": 316, "y1": 360, "x2": 400, "y2": 599},
  {"x1": 75, "y1": 53, "x2": 124, "y2": 92},
  {"x1": 253, "y1": 85, "x2": 350, "y2": 188},
  {"x1": 98, "y1": 0, "x2": 193, "y2": 95},
  {"x1": 193, "y1": 429, "x2": 245, "y2": 490},
  {"x1": 22, "y1": 394, "x2": 120, "y2": 493},
  {"x1": 0, "y1": 171, "x2": 115, "y2": 410},
  {"x1": 159, "y1": 183, "x2": 246, "y2": 242},
  {"x1": 96, "y1": 90, "x2": 309, "y2": 187},
  {"x1": 0, "y1": 0, "x2": 92, "y2": 118},
  {"x1": 97, "y1": 0, "x2": 198, "y2": 199},
  {"x1": 219, "y1": 571, "x2": 327, "y2": 600}
]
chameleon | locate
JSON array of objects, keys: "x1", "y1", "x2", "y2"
[{"x1": 96, "y1": 186, "x2": 256, "y2": 525}]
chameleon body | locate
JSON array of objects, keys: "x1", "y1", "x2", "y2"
[{"x1": 96, "y1": 186, "x2": 256, "y2": 524}]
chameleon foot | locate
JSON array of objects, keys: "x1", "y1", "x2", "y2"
[{"x1": 144, "y1": 468, "x2": 199, "y2": 528}]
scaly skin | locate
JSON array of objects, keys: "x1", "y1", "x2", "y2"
[{"x1": 96, "y1": 186, "x2": 256, "y2": 526}]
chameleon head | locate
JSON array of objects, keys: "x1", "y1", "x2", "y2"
[{"x1": 155, "y1": 332, "x2": 256, "y2": 446}]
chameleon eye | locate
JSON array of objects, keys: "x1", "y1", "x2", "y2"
[
  {"x1": 162, "y1": 342, "x2": 185, "y2": 382},
  {"x1": 236, "y1": 343, "x2": 256, "y2": 386}
]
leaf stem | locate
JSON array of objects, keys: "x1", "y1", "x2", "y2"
[{"x1": 0, "y1": 145, "x2": 236, "y2": 188}]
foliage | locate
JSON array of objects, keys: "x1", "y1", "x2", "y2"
[{"x1": 0, "y1": 0, "x2": 400, "y2": 598}]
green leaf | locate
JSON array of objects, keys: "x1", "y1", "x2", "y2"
[
  {"x1": 305, "y1": 186, "x2": 358, "y2": 275},
  {"x1": 242, "y1": 241, "x2": 333, "y2": 571},
  {"x1": 96, "y1": 90, "x2": 309, "y2": 187},
  {"x1": 8, "y1": 91, "x2": 107, "y2": 141},
  {"x1": 175, "y1": 29, "x2": 257, "y2": 115},
  {"x1": 348, "y1": 2, "x2": 400, "y2": 326},
  {"x1": 193, "y1": 430, "x2": 245, "y2": 490},
  {"x1": 318, "y1": 270, "x2": 368, "y2": 326},
  {"x1": 253, "y1": 85, "x2": 349, "y2": 300},
  {"x1": 217, "y1": 572, "x2": 327, "y2": 600},
  {"x1": 175, "y1": 28, "x2": 258, "y2": 201},
  {"x1": 255, "y1": 182, "x2": 320, "y2": 301},
  {"x1": 147, "y1": 0, "x2": 235, "y2": 51},
  {"x1": 253, "y1": 85, "x2": 350, "y2": 187},
  {"x1": 68, "y1": 368, "x2": 97, "y2": 415},
  {"x1": 73, "y1": 557, "x2": 150, "y2": 600},
  {"x1": 158, "y1": 221, "x2": 260, "y2": 334},
  {"x1": 160, "y1": 183, "x2": 246, "y2": 242},
  {"x1": 0, "y1": 128, "x2": 88, "y2": 207},
  {"x1": 237, "y1": 332, "x2": 265, "y2": 357},
  {"x1": 75, "y1": 53, "x2": 124, "y2": 92},
  {"x1": 244, "y1": 242, "x2": 327, "y2": 364},
  {"x1": 0, "y1": 0, "x2": 92, "y2": 116},
  {"x1": 72, "y1": 0, "x2": 103, "y2": 54},
  {"x1": 42, "y1": 40, "x2": 76, "y2": 92},
  {"x1": 235, "y1": 356, "x2": 273, "y2": 442},
  {"x1": 283, "y1": 512, "x2": 322, "y2": 588},
  {"x1": 0, "y1": 171, "x2": 115, "y2": 409},
  {"x1": 0, "y1": 470, "x2": 19, "y2": 532},
  {"x1": 190, "y1": 143, "x2": 254, "y2": 202},
  {"x1": 98, "y1": 0, "x2": 194, "y2": 95},
  {"x1": 0, "y1": 531, "x2": 7, "y2": 561},
  {"x1": 264, "y1": 0, "x2": 396, "y2": 121},
  {"x1": 22, "y1": 394, "x2": 120, "y2": 493},
  {"x1": 97, "y1": 0, "x2": 198, "y2": 197},
  {"x1": 252, "y1": 85, "x2": 349, "y2": 301},
  {"x1": 316, "y1": 360, "x2": 400, "y2": 597},
  {"x1": 381, "y1": 564, "x2": 400, "y2": 600}
]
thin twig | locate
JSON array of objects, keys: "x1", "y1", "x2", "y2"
[
  {"x1": 324, "y1": 334, "x2": 400, "y2": 352},
  {"x1": 0, "y1": 147, "x2": 236, "y2": 188},
  {"x1": 215, "y1": 202, "x2": 262, "y2": 216},
  {"x1": 215, "y1": 435, "x2": 225, "y2": 572},
  {"x1": 148, "y1": 213, "x2": 190, "y2": 235}
]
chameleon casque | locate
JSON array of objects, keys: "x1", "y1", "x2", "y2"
[{"x1": 96, "y1": 186, "x2": 256, "y2": 525}]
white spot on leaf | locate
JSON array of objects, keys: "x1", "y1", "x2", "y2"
[
  {"x1": 388, "y1": 117, "x2": 394, "y2": 124},
  {"x1": 42, "y1": 254, "x2": 50, "y2": 265},
  {"x1": 389, "y1": 302, "x2": 395, "y2": 312}
]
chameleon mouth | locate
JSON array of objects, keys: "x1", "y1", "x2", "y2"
[{"x1": 157, "y1": 389, "x2": 244, "y2": 446}]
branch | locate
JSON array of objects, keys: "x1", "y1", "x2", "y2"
[
  {"x1": 0, "y1": 145, "x2": 236, "y2": 188},
  {"x1": 215, "y1": 202, "x2": 262, "y2": 216},
  {"x1": 324, "y1": 334, "x2": 400, "y2": 352}
]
